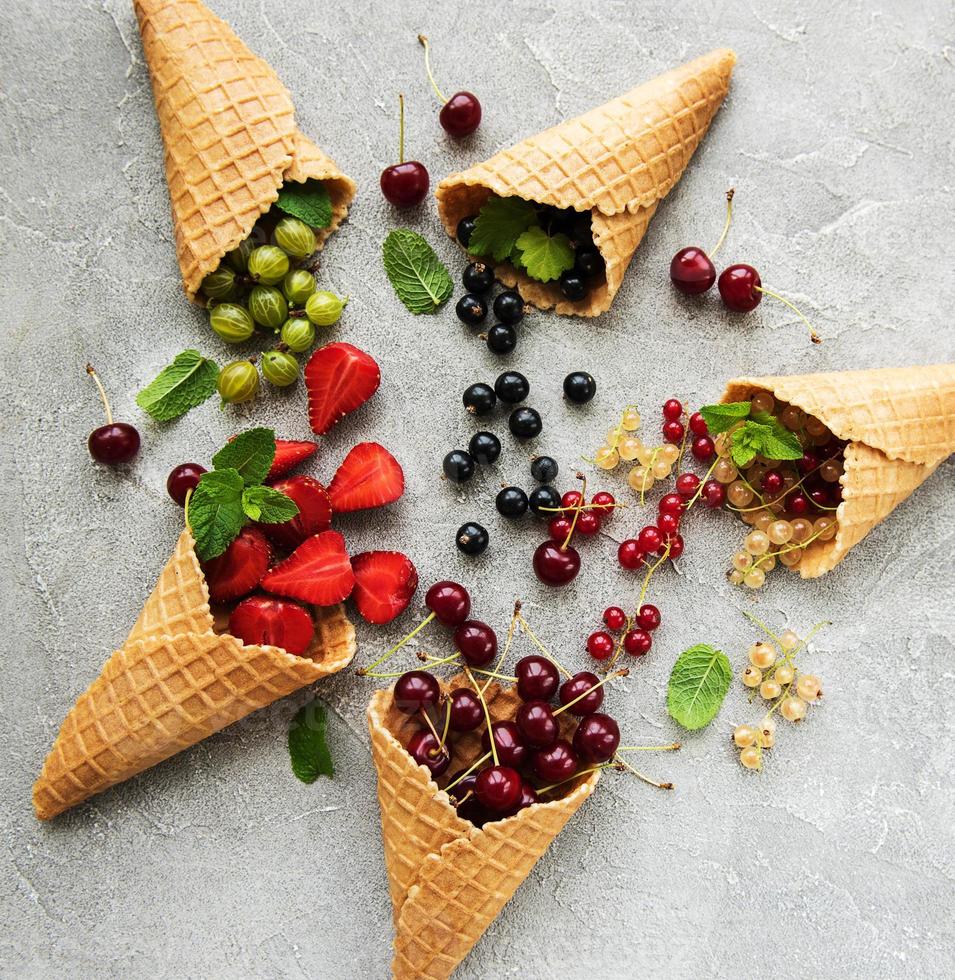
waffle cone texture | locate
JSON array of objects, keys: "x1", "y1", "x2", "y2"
[
  {"x1": 435, "y1": 49, "x2": 735, "y2": 317},
  {"x1": 722, "y1": 363, "x2": 955, "y2": 577},
  {"x1": 368, "y1": 677, "x2": 598, "y2": 979},
  {"x1": 33, "y1": 530, "x2": 356, "y2": 820},
  {"x1": 134, "y1": 0, "x2": 356, "y2": 301}
]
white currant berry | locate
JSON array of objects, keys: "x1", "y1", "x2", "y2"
[
  {"x1": 595, "y1": 445, "x2": 619, "y2": 470},
  {"x1": 728, "y1": 569, "x2": 745, "y2": 585},
  {"x1": 745, "y1": 530, "x2": 770, "y2": 556},
  {"x1": 733, "y1": 724, "x2": 757, "y2": 747},
  {"x1": 781, "y1": 697, "x2": 808, "y2": 722},
  {"x1": 779, "y1": 629, "x2": 800, "y2": 652},
  {"x1": 757, "y1": 720, "x2": 776, "y2": 748},
  {"x1": 621, "y1": 408, "x2": 641, "y2": 431},
  {"x1": 618, "y1": 436, "x2": 642, "y2": 461},
  {"x1": 732, "y1": 550, "x2": 753, "y2": 572},
  {"x1": 742, "y1": 665, "x2": 762, "y2": 688},
  {"x1": 749, "y1": 642, "x2": 776, "y2": 669},
  {"x1": 743, "y1": 567, "x2": 766, "y2": 589},
  {"x1": 759, "y1": 679, "x2": 782, "y2": 701},
  {"x1": 774, "y1": 664, "x2": 795, "y2": 686},
  {"x1": 739, "y1": 746, "x2": 762, "y2": 770},
  {"x1": 796, "y1": 674, "x2": 822, "y2": 701}
]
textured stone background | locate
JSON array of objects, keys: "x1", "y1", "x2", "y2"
[{"x1": 2, "y1": 0, "x2": 954, "y2": 977}]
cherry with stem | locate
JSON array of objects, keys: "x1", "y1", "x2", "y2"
[
  {"x1": 380, "y1": 94, "x2": 429, "y2": 208},
  {"x1": 669, "y1": 189, "x2": 734, "y2": 295},
  {"x1": 86, "y1": 364, "x2": 140, "y2": 465},
  {"x1": 417, "y1": 35, "x2": 482, "y2": 137}
]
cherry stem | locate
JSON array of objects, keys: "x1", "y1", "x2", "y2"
[
  {"x1": 754, "y1": 286, "x2": 822, "y2": 344},
  {"x1": 398, "y1": 93, "x2": 406, "y2": 164},
  {"x1": 418, "y1": 651, "x2": 462, "y2": 668},
  {"x1": 183, "y1": 487, "x2": 194, "y2": 534},
  {"x1": 537, "y1": 763, "x2": 611, "y2": 794},
  {"x1": 707, "y1": 187, "x2": 735, "y2": 259},
  {"x1": 480, "y1": 601, "x2": 521, "y2": 697},
  {"x1": 561, "y1": 472, "x2": 587, "y2": 550},
  {"x1": 86, "y1": 363, "x2": 113, "y2": 425},
  {"x1": 417, "y1": 35, "x2": 448, "y2": 104},
  {"x1": 444, "y1": 750, "x2": 491, "y2": 792},
  {"x1": 553, "y1": 669, "x2": 628, "y2": 717},
  {"x1": 471, "y1": 668, "x2": 518, "y2": 682},
  {"x1": 357, "y1": 611, "x2": 435, "y2": 675},
  {"x1": 463, "y1": 666, "x2": 498, "y2": 766},
  {"x1": 618, "y1": 743, "x2": 682, "y2": 752},
  {"x1": 612, "y1": 752, "x2": 674, "y2": 790},
  {"x1": 517, "y1": 615, "x2": 573, "y2": 677},
  {"x1": 418, "y1": 703, "x2": 444, "y2": 746}
]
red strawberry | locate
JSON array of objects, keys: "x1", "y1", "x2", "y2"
[
  {"x1": 263, "y1": 475, "x2": 332, "y2": 552},
  {"x1": 328, "y1": 442, "x2": 404, "y2": 513},
  {"x1": 351, "y1": 551, "x2": 419, "y2": 625},
  {"x1": 260, "y1": 530, "x2": 355, "y2": 606},
  {"x1": 268, "y1": 439, "x2": 318, "y2": 480},
  {"x1": 201, "y1": 526, "x2": 271, "y2": 603},
  {"x1": 305, "y1": 342, "x2": 380, "y2": 435},
  {"x1": 229, "y1": 595, "x2": 315, "y2": 656}
]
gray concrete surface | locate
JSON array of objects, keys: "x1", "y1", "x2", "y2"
[{"x1": 2, "y1": 0, "x2": 954, "y2": 976}]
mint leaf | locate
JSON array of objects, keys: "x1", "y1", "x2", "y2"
[
  {"x1": 136, "y1": 350, "x2": 219, "y2": 422},
  {"x1": 667, "y1": 644, "x2": 732, "y2": 730},
  {"x1": 213, "y1": 428, "x2": 276, "y2": 485},
  {"x1": 188, "y1": 468, "x2": 245, "y2": 561},
  {"x1": 514, "y1": 226, "x2": 575, "y2": 283},
  {"x1": 699, "y1": 401, "x2": 750, "y2": 435},
  {"x1": 750, "y1": 411, "x2": 803, "y2": 460},
  {"x1": 289, "y1": 699, "x2": 333, "y2": 783},
  {"x1": 730, "y1": 420, "x2": 772, "y2": 469},
  {"x1": 468, "y1": 196, "x2": 538, "y2": 261},
  {"x1": 382, "y1": 230, "x2": 453, "y2": 314},
  {"x1": 242, "y1": 485, "x2": 299, "y2": 523},
  {"x1": 275, "y1": 179, "x2": 332, "y2": 228}
]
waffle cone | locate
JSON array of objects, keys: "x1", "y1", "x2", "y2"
[
  {"x1": 368, "y1": 676, "x2": 598, "y2": 979},
  {"x1": 134, "y1": 0, "x2": 356, "y2": 301},
  {"x1": 723, "y1": 364, "x2": 955, "y2": 577},
  {"x1": 436, "y1": 48, "x2": 735, "y2": 317},
  {"x1": 33, "y1": 530, "x2": 356, "y2": 820}
]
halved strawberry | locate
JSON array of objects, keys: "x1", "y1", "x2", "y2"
[
  {"x1": 305, "y1": 342, "x2": 380, "y2": 435},
  {"x1": 351, "y1": 551, "x2": 418, "y2": 625},
  {"x1": 201, "y1": 526, "x2": 271, "y2": 603},
  {"x1": 268, "y1": 439, "x2": 318, "y2": 480},
  {"x1": 328, "y1": 442, "x2": 404, "y2": 513},
  {"x1": 263, "y1": 475, "x2": 333, "y2": 552},
  {"x1": 229, "y1": 595, "x2": 315, "y2": 656},
  {"x1": 260, "y1": 530, "x2": 355, "y2": 606}
]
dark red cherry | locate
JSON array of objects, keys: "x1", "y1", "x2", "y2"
[
  {"x1": 573, "y1": 713, "x2": 620, "y2": 763},
  {"x1": 447, "y1": 771, "x2": 487, "y2": 826},
  {"x1": 166, "y1": 463, "x2": 206, "y2": 506},
  {"x1": 532, "y1": 739, "x2": 579, "y2": 783},
  {"x1": 440, "y1": 92, "x2": 482, "y2": 136},
  {"x1": 475, "y1": 765, "x2": 522, "y2": 812},
  {"x1": 515, "y1": 700, "x2": 559, "y2": 749},
  {"x1": 454, "y1": 620, "x2": 497, "y2": 666},
  {"x1": 425, "y1": 581, "x2": 471, "y2": 626},
  {"x1": 515, "y1": 655, "x2": 560, "y2": 701},
  {"x1": 394, "y1": 670, "x2": 440, "y2": 714},
  {"x1": 533, "y1": 540, "x2": 580, "y2": 586},
  {"x1": 481, "y1": 721, "x2": 528, "y2": 768},
  {"x1": 718, "y1": 263, "x2": 762, "y2": 312},
  {"x1": 503, "y1": 779, "x2": 539, "y2": 816},
  {"x1": 380, "y1": 161, "x2": 429, "y2": 208},
  {"x1": 407, "y1": 729, "x2": 451, "y2": 776},
  {"x1": 88, "y1": 423, "x2": 140, "y2": 465},
  {"x1": 670, "y1": 246, "x2": 716, "y2": 295},
  {"x1": 447, "y1": 688, "x2": 483, "y2": 732},
  {"x1": 558, "y1": 672, "x2": 603, "y2": 716}
]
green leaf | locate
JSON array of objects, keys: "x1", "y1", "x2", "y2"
[
  {"x1": 514, "y1": 226, "x2": 575, "y2": 283},
  {"x1": 275, "y1": 179, "x2": 332, "y2": 229},
  {"x1": 188, "y1": 468, "x2": 246, "y2": 561},
  {"x1": 468, "y1": 196, "x2": 538, "y2": 261},
  {"x1": 750, "y1": 411, "x2": 803, "y2": 460},
  {"x1": 289, "y1": 699, "x2": 334, "y2": 783},
  {"x1": 136, "y1": 350, "x2": 219, "y2": 422},
  {"x1": 730, "y1": 421, "x2": 773, "y2": 469},
  {"x1": 667, "y1": 644, "x2": 733, "y2": 730},
  {"x1": 699, "y1": 401, "x2": 751, "y2": 435},
  {"x1": 242, "y1": 485, "x2": 299, "y2": 523},
  {"x1": 213, "y1": 428, "x2": 276, "y2": 486},
  {"x1": 382, "y1": 230, "x2": 453, "y2": 314}
]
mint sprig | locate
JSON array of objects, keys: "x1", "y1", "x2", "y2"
[
  {"x1": 136, "y1": 350, "x2": 219, "y2": 422},
  {"x1": 188, "y1": 429, "x2": 299, "y2": 561},
  {"x1": 699, "y1": 401, "x2": 804, "y2": 468},
  {"x1": 289, "y1": 698, "x2": 334, "y2": 782},
  {"x1": 382, "y1": 230, "x2": 453, "y2": 314},
  {"x1": 513, "y1": 226, "x2": 575, "y2": 282},
  {"x1": 275, "y1": 179, "x2": 332, "y2": 229},
  {"x1": 667, "y1": 644, "x2": 732, "y2": 730},
  {"x1": 468, "y1": 196, "x2": 538, "y2": 262}
]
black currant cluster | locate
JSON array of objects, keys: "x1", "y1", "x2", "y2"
[{"x1": 454, "y1": 259, "x2": 527, "y2": 356}]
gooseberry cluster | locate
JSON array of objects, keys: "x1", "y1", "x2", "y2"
[
  {"x1": 198, "y1": 206, "x2": 346, "y2": 405},
  {"x1": 733, "y1": 622, "x2": 825, "y2": 771}
]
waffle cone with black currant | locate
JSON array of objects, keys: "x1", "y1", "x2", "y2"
[
  {"x1": 32, "y1": 529, "x2": 356, "y2": 820},
  {"x1": 722, "y1": 363, "x2": 955, "y2": 577},
  {"x1": 436, "y1": 49, "x2": 735, "y2": 317},
  {"x1": 134, "y1": 0, "x2": 356, "y2": 301},
  {"x1": 368, "y1": 675, "x2": 598, "y2": 979}
]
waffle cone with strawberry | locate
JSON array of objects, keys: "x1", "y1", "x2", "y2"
[
  {"x1": 436, "y1": 49, "x2": 735, "y2": 317},
  {"x1": 722, "y1": 363, "x2": 955, "y2": 577},
  {"x1": 134, "y1": 0, "x2": 355, "y2": 301}
]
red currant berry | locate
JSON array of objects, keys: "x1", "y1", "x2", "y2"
[
  {"x1": 548, "y1": 515, "x2": 573, "y2": 541},
  {"x1": 799, "y1": 452, "x2": 820, "y2": 474},
  {"x1": 675, "y1": 472, "x2": 700, "y2": 499},
  {"x1": 702, "y1": 479, "x2": 726, "y2": 508},
  {"x1": 166, "y1": 463, "x2": 206, "y2": 505},
  {"x1": 809, "y1": 488, "x2": 830, "y2": 509},
  {"x1": 617, "y1": 539, "x2": 645, "y2": 570},
  {"x1": 762, "y1": 469, "x2": 784, "y2": 495},
  {"x1": 658, "y1": 492, "x2": 685, "y2": 517},
  {"x1": 689, "y1": 411, "x2": 709, "y2": 436},
  {"x1": 669, "y1": 247, "x2": 716, "y2": 295},
  {"x1": 638, "y1": 526, "x2": 662, "y2": 553},
  {"x1": 662, "y1": 420, "x2": 685, "y2": 444},
  {"x1": 591, "y1": 491, "x2": 616, "y2": 519},
  {"x1": 788, "y1": 492, "x2": 810, "y2": 516},
  {"x1": 561, "y1": 490, "x2": 583, "y2": 509},
  {"x1": 586, "y1": 630, "x2": 615, "y2": 661},
  {"x1": 718, "y1": 263, "x2": 762, "y2": 312},
  {"x1": 657, "y1": 512, "x2": 680, "y2": 536},
  {"x1": 576, "y1": 510, "x2": 601, "y2": 535},
  {"x1": 664, "y1": 533, "x2": 684, "y2": 559},
  {"x1": 603, "y1": 606, "x2": 627, "y2": 630},
  {"x1": 623, "y1": 629, "x2": 652, "y2": 656},
  {"x1": 662, "y1": 398, "x2": 683, "y2": 422},
  {"x1": 637, "y1": 604, "x2": 661, "y2": 631},
  {"x1": 691, "y1": 435, "x2": 716, "y2": 461}
]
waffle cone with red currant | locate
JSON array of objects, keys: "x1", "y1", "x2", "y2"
[
  {"x1": 134, "y1": 0, "x2": 356, "y2": 302},
  {"x1": 435, "y1": 48, "x2": 735, "y2": 317},
  {"x1": 723, "y1": 363, "x2": 955, "y2": 577},
  {"x1": 32, "y1": 529, "x2": 356, "y2": 820},
  {"x1": 368, "y1": 675, "x2": 598, "y2": 980}
]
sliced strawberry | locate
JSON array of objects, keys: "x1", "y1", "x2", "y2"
[
  {"x1": 351, "y1": 551, "x2": 418, "y2": 625},
  {"x1": 229, "y1": 595, "x2": 315, "y2": 656},
  {"x1": 305, "y1": 342, "x2": 381, "y2": 435},
  {"x1": 328, "y1": 442, "x2": 404, "y2": 513},
  {"x1": 260, "y1": 530, "x2": 355, "y2": 606},
  {"x1": 201, "y1": 526, "x2": 271, "y2": 603},
  {"x1": 263, "y1": 475, "x2": 333, "y2": 552},
  {"x1": 268, "y1": 439, "x2": 318, "y2": 480}
]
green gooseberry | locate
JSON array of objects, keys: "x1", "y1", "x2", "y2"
[
  {"x1": 274, "y1": 216, "x2": 316, "y2": 260},
  {"x1": 248, "y1": 244, "x2": 290, "y2": 285},
  {"x1": 283, "y1": 269, "x2": 316, "y2": 305},
  {"x1": 261, "y1": 350, "x2": 300, "y2": 387},
  {"x1": 201, "y1": 266, "x2": 237, "y2": 300},
  {"x1": 209, "y1": 303, "x2": 255, "y2": 343},
  {"x1": 248, "y1": 285, "x2": 288, "y2": 330},
  {"x1": 218, "y1": 360, "x2": 259, "y2": 405},
  {"x1": 305, "y1": 291, "x2": 348, "y2": 327},
  {"x1": 280, "y1": 317, "x2": 316, "y2": 353},
  {"x1": 225, "y1": 238, "x2": 254, "y2": 272}
]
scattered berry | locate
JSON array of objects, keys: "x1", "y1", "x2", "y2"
[
  {"x1": 456, "y1": 293, "x2": 487, "y2": 326},
  {"x1": 443, "y1": 449, "x2": 475, "y2": 483},
  {"x1": 623, "y1": 629, "x2": 652, "y2": 656},
  {"x1": 462, "y1": 261, "x2": 493, "y2": 293},
  {"x1": 86, "y1": 365, "x2": 140, "y2": 465},
  {"x1": 532, "y1": 539, "x2": 580, "y2": 586},
  {"x1": 691, "y1": 435, "x2": 715, "y2": 461},
  {"x1": 603, "y1": 606, "x2": 627, "y2": 630},
  {"x1": 493, "y1": 290, "x2": 525, "y2": 325},
  {"x1": 563, "y1": 371, "x2": 596, "y2": 404},
  {"x1": 495, "y1": 371, "x2": 529, "y2": 404},
  {"x1": 496, "y1": 486, "x2": 529, "y2": 518},
  {"x1": 469, "y1": 431, "x2": 501, "y2": 465},
  {"x1": 424, "y1": 581, "x2": 471, "y2": 626},
  {"x1": 305, "y1": 342, "x2": 380, "y2": 435},
  {"x1": 166, "y1": 463, "x2": 206, "y2": 506},
  {"x1": 637, "y1": 604, "x2": 661, "y2": 631},
  {"x1": 486, "y1": 322, "x2": 516, "y2": 354},
  {"x1": 509, "y1": 407, "x2": 542, "y2": 439},
  {"x1": 530, "y1": 456, "x2": 558, "y2": 483},
  {"x1": 456, "y1": 522, "x2": 489, "y2": 556},
  {"x1": 328, "y1": 442, "x2": 404, "y2": 512},
  {"x1": 670, "y1": 246, "x2": 716, "y2": 295},
  {"x1": 462, "y1": 382, "x2": 496, "y2": 416},
  {"x1": 380, "y1": 94, "x2": 429, "y2": 207},
  {"x1": 617, "y1": 539, "x2": 645, "y2": 570},
  {"x1": 528, "y1": 484, "x2": 561, "y2": 516},
  {"x1": 662, "y1": 420, "x2": 685, "y2": 444},
  {"x1": 718, "y1": 263, "x2": 761, "y2": 312},
  {"x1": 586, "y1": 631, "x2": 615, "y2": 661},
  {"x1": 418, "y1": 35, "x2": 482, "y2": 137},
  {"x1": 350, "y1": 550, "x2": 418, "y2": 624}
]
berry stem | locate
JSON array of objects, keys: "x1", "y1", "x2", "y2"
[
  {"x1": 517, "y1": 615, "x2": 573, "y2": 677},
  {"x1": 398, "y1": 93, "x2": 406, "y2": 164},
  {"x1": 444, "y1": 750, "x2": 492, "y2": 792},
  {"x1": 417, "y1": 35, "x2": 448, "y2": 104},
  {"x1": 538, "y1": 502, "x2": 629, "y2": 514},
  {"x1": 754, "y1": 286, "x2": 822, "y2": 344},
  {"x1": 612, "y1": 752, "x2": 674, "y2": 790},
  {"x1": 561, "y1": 472, "x2": 587, "y2": 550},
  {"x1": 479, "y1": 601, "x2": 521, "y2": 697},
  {"x1": 553, "y1": 669, "x2": 628, "y2": 717},
  {"x1": 684, "y1": 456, "x2": 722, "y2": 511},
  {"x1": 86, "y1": 364, "x2": 113, "y2": 425},
  {"x1": 537, "y1": 763, "x2": 612, "y2": 794},
  {"x1": 418, "y1": 651, "x2": 463, "y2": 668},
  {"x1": 357, "y1": 611, "x2": 436, "y2": 675},
  {"x1": 606, "y1": 615, "x2": 634, "y2": 671},
  {"x1": 471, "y1": 668, "x2": 518, "y2": 682},
  {"x1": 464, "y1": 666, "x2": 498, "y2": 765},
  {"x1": 707, "y1": 188, "x2": 735, "y2": 259},
  {"x1": 617, "y1": 743, "x2": 682, "y2": 752}
]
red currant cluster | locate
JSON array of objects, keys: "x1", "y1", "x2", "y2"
[{"x1": 586, "y1": 602, "x2": 662, "y2": 664}]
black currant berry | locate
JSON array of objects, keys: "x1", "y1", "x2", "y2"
[
  {"x1": 443, "y1": 449, "x2": 475, "y2": 482},
  {"x1": 463, "y1": 383, "x2": 496, "y2": 416},
  {"x1": 495, "y1": 486, "x2": 529, "y2": 518},
  {"x1": 462, "y1": 262, "x2": 494, "y2": 294},
  {"x1": 530, "y1": 455, "x2": 558, "y2": 483},
  {"x1": 456, "y1": 522, "x2": 489, "y2": 556},
  {"x1": 528, "y1": 484, "x2": 561, "y2": 515},
  {"x1": 574, "y1": 246, "x2": 604, "y2": 279},
  {"x1": 456, "y1": 293, "x2": 487, "y2": 326},
  {"x1": 563, "y1": 371, "x2": 596, "y2": 404},
  {"x1": 559, "y1": 271, "x2": 587, "y2": 301},
  {"x1": 486, "y1": 322, "x2": 517, "y2": 355},
  {"x1": 509, "y1": 407, "x2": 542, "y2": 439},
  {"x1": 457, "y1": 215, "x2": 477, "y2": 248},
  {"x1": 493, "y1": 290, "x2": 525, "y2": 325},
  {"x1": 468, "y1": 431, "x2": 501, "y2": 465},
  {"x1": 494, "y1": 371, "x2": 529, "y2": 404}
]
